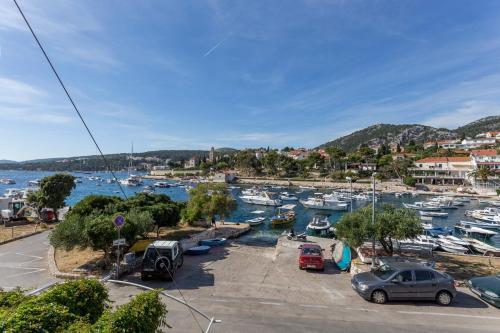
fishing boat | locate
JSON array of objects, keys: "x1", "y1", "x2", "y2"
[
  {"x1": 436, "y1": 238, "x2": 468, "y2": 254},
  {"x1": 245, "y1": 217, "x2": 265, "y2": 226},
  {"x1": 454, "y1": 222, "x2": 498, "y2": 239},
  {"x1": 279, "y1": 192, "x2": 298, "y2": 201},
  {"x1": 332, "y1": 241, "x2": 351, "y2": 271},
  {"x1": 419, "y1": 211, "x2": 448, "y2": 218},
  {"x1": 240, "y1": 191, "x2": 282, "y2": 206},
  {"x1": 300, "y1": 197, "x2": 348, "y2": 211},
  {"x1": 200, "y1": 238, "x2": 227, "y2": 247},
  {"x1": 270, "y1": 204, "x2": 296, "y2": 226},
  {"x1": 403, "y1": 202, "x2": 441, "y2": 211},
  {"x1": 306, "y1": 214, "x2": 334, "y2": 237},
  {"x1": 184, "y1": 245, "x2": 211, "y2": 255},
  {"x1": 459, "y1": 220, "x2": 500, "y2": 230}
]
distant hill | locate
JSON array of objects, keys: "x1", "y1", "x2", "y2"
[
  {"x1": 0, "y1": 159, "x2": 18, "y2": 164},
  {"x1": 317, "y1": 116, "x2": 499, "y2": 152}
]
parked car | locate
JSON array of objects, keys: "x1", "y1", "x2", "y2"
[
  {"x1": 468, "y1": 274, "x2": 500, "y2": 308},
  {"x1": 351, "y1": 262, "x2": 457, "y2": 305},
  {"x1": 141, "y1": 240, "x2": 183, "y2": 281},
  {"x1": 298, "y1": 243, "x2": 324, "y2": 271}
]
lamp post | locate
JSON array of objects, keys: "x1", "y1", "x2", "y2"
[
  {"x1": 371, "y1": 172, "x2": 377, "y2": 268},
  {"x1": 345, "y1": 176, "x2": 353, "y2": 212}
]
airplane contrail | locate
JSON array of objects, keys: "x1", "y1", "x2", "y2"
[{"x1": 203, "y1": 38, "x2": 226, "y2": 57}]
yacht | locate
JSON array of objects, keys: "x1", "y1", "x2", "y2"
[
  {"x1": 300, "y1": 197, "x2": 348, "y2": 211},
  {"x1": 239, "y1": 191, "x2": 282, "y2": 206},
  {"x1": 154, "y1": 181, "x2": 171, "y2": 188},
  {"x1": 119, "y1": 175, "x2": 143, "y2": 187}
]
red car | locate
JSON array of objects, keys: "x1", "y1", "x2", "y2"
[{"x1": 298, "y1": 243, "x2": 324, "y2": 270}]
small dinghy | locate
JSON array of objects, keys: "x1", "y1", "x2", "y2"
[
  {"x1": 200, "y1": 238, "x2": 227, "y2": 247},
  {"x1": 419, "y1": 211, "x2": 448, "y2": 218},
  {"x1": 185, "y1": 245, "x2": 211, "y2": 255},
  {"x1": 246, "y1": 217, "x2": 265, "y2": 225}
]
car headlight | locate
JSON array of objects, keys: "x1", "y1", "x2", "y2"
[
  {"x1": 358, "y1": 283, "x2": 369, "y2": 292},
  {"x1": 484, "y1": 290, "x2": 499, "y2": 299}
]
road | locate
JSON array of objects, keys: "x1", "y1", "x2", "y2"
[
  {"x1": 112, "y1": 237, "x2": 500, "y2": 333},
  {"x1": 0, "y1": 232, "x2": 58, "y2": 290}
]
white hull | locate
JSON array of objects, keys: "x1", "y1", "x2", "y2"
[{"x1": 240, "y1": 197, "x2": 281, "y2": 206}]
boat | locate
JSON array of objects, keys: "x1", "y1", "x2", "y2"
[
  {"x1": 119, "y1": 175, "x2": 143, "y2": 187},
  {"x1": 459, "y1": 220, "x2": 500, "y2": 230},
  {"x1": 454, "y1": 223, "x2": 498, "y2": 239},
  {"x1": 184, "y1": 245, "x2": 211, "y2": 255},
  {"x1": 402, "y1": 202, "x2": 441, "y2": 211},
  {"x1": 436, "y1": 238, "x2": 468, "y2": 254},
  {"x1": 471, "y1": 212, "x2": 500, "y2": 224},
  {"x1": 332, "y1": 241, "x2": 351, "y2": 271},
  {"x1": 300, "y1": 197, "x2": 348, "y2": 211},
  {"x1": 397, "y1": 235, "x2": 439, "y2": 251},
  {"x1": 419, "y1": 211, "x2": 448, "y2": 218},
  {"x1": 270, "y1": 204, "x2": 296, "y2": 226},
  {"x1": 154, "y1": 181, "x2": 170, "y2": 188},
  {"x1": 0, "y1": 178, "x2": 15, "y2": 185},
  {"x1": 279, "y1": 192, "x2": 298, "y2": 201},
  {"x1": 240, "y1": 191, "x2": 282, "y2": 206},
  {"x1": 425, "y1": 227, "x2": 453, "y2": 237},
  {"x1": 462, "y1": 237, "x2": 500, "y2": 256},
  {"x1": 250, "y1": 210, "x2": 265, "y2": 214},
  {"x1": 241, "y1": 187, "x2": 260, "y2": 196},
  {"x1": 306, "y1": 214, "x2": 334, "y2": 237},
  {"x1": 199, "y1": 238, "x2": 227, "y2": 247},
  {"x1": 27, "y1": 179, "x2": 40, "y2": 187},
  {"x1": 245, "y1": 217, "x2": 266, "y2": 226},
  {"x1": 298, "y1": 185, "x2": 316, "y2": 190}
]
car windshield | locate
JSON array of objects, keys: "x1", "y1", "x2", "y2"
[
  {"x1": 302, "y1": 247, "x2": 321, "y2": 256},
  {"x1": 372, "y1": 265, "x2": 396, "y2": 280}
]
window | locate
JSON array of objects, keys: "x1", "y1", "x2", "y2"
[
  {"x1": 415, "y1": 270, "x2": 434, "y2": 281},
  {"x1": 394, "y1": 270, "x2": 413, "y2": 282}
]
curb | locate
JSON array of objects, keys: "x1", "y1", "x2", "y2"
[
  {"x1": 47, "y1": 245, "x2": 86, "y2": 279},
  {"x1": 0, "y1": 229, "x2": 46, "y2": 246}
]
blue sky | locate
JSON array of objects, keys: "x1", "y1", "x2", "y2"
[{"x1": 1, "y1": 0, "x2": 500, "y2": 161}]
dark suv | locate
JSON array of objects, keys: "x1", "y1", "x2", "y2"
[
  {"x1": 141, "y1": 240, "x2": 183, "y2": 281},
  {"x1": 351, "y1": 262, "x2": 457, "y2": 305}
]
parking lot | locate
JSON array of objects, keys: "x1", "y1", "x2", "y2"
[{"x1": 112, "y1": 236, "x2": 500, "y2": 333}]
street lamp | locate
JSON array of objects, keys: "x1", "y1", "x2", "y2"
[
  {"x1": 345, "y1": 176, "x2": 353, "y2": 212},
  {"x1": 371, "y1": 172, "x2": 377, "y2": 268}
]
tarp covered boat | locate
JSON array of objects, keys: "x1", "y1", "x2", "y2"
[{"x1": 332, "y1": 241, "x2": 351, "y2": 271}]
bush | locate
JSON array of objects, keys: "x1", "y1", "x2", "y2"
[
  {"x1": 37, "y1": 279, "x2": 108, "y2": 323},
  {"x1": 403, "y1": 176, "x2": 417, "y2": 187},
  {"x1": 93, "y1": 291, "x2": 167, "y2": 333},
  {"x1": 497, "y1": 189, "x2": 500, "y2": 196}
]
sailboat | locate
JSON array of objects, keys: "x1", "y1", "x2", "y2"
[{"x1": 119, "y1": 143, "x2": 143, "y2": 187}]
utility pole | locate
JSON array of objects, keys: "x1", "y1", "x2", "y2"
[
  {"x1": 346, "y1": 176, "x2": 353, "y2": 212},
  {"x1": 371, "y1": 173, "x2": 377, "y2": 268}
]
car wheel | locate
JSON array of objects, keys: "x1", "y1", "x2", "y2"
[
  {"x1": 371, "y1": 290, "x2": 387, "y2": 304},
  {"x1": 141, "y1": 274, "x2": 149, "y2": 281},
  {"x1": 436, "y1": 291, "x2": 452, "y2": 306}
]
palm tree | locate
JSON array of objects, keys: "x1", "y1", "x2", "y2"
[{"x1": 468, "y1": 166, "x2": 495, "y2": 183}]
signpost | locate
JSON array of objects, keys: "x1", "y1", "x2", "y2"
[{"x1": 114, "y1": 215, "x2": 125, "y2": 277}]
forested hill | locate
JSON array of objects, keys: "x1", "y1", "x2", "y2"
[{"x1": 318, "y1": 116, "x2": 500, "y2": 152}]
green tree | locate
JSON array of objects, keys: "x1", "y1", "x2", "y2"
[
  {"x1": 234, "y1": 150, "x2": 261, "y2": 175},
  {"x1": 279, "y1": 155, "x2": 299, "y2": 177},
  {"x1": 182, "y1": 183, "x2": 237, "y2": 224},
  {"x1": 468, "y1": 166, "x2": 495, "y2": 182},
  {"x1": 335, "y1": 205, "x2": 422, "y2": 255},
  {"x1": 27, "y1": 173, "x2": 75, "y2": 213},
  {"x1": 261, "y1": 150, "x2": 280, "y2": 176},
  {"x1": 403, "y1": 176, "x2": 417, "y2": 187}
]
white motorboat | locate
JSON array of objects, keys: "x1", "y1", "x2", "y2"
[
  {"x1": 240, "y1": 192, "x2": 282, "y2": 206},
  {"x1": 436, "y1": 238, "x2": 468, "y2": 254},
  {"x1": 298, "y1": 185, "x2": 316, "y2": 190},
  {"x1": 245, "y1": 217, "x2": 265, "y2": 226},
  {"x1": 419, "y1": 211, "x2": 448, "y2": 218},
  {"x1": 397, "y1": 235, "x2": 439, "y2": 251},
  {"x1": 437, "y1": 235, "x2": 470, "y2": 247},
  {"x1": 279, "y1": 192, "x2": 298, "y2": 201},
  {"x1": 27, "y1": 179, "x2": 40, "y2": 187},
  {"x1": 241, "y1": 187, "x2": 260, "y2": 196},
  {"x1": 459, "y1": 220, "x2": 500, "y2": 230},
  {"x1": 471, "y1": 212, "x2": 500, "y2": 224},
  {"x1": 403, "y1": 202, "x2": 441, "y2": 211},
  {"x1": 462, "y1": 237, "x2": 500, "y2": 255},
  {"x1": 300, "y1": 197, "x2": 348, "y2": 211},
  {"x1": 0, "y1": 178, "x2": 15, "y2": 185},
  {"x1": 119, "y1": 175, "x2": 142, "y2": 187},
  {"x1": 306, "y1": 214, "x2": 333, "y2": 237},
  {"x1": 154, "y1": 181, "x2": 170, "y2": 188},
  {"x1": 421, "y1": 222, "x2": 434, "y2": 230},
  {"x1": 455, "y1": 223, "x2": 498, "y2": 239}
]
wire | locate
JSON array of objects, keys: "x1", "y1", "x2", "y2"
[{"x1": 12, "y1": 0, "x2": 128, "y2": 199}]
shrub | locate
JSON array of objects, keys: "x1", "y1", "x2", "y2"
[
  {"x1": 93, "y1": 291, "x2": 168, "y2": 333},
  {"x1": 403, "y1": 176, "x2": 417, "y2": 187},
  {"x1": 496, "y1": 189, "x2": 500, "y2": 196},
  {"x1": 37, "y1": 279, "x2": 108, "y2": 323}
]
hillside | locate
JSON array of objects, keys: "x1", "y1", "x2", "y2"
[
  {"x1": 0, "y1": 160, "x2": 18, "y2": 164},
  {"x1": 318, "y1": 116, "x2": 499, "y2": 151}
]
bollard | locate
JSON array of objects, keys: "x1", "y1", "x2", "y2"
[{"x1": 11, "y1": 227, "x2": 14, "y2": 239}]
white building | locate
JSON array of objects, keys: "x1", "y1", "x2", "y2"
[
  {"x1": 461, "y1": 137, "x2": 496, "y2": 149},
  {"x1": 470, "y1": 149, "x2": 500, "y2": 194},
  {"x1": 410, "y1": 156, "x2": 473, "y2": 185}
]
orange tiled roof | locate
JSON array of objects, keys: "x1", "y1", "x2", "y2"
[
  {"x1": 416, "y1": 156, "x2": 471, "y2": 163},
  {"x1": 471, "y1": 149, "x2": 498, "y2": 156}
]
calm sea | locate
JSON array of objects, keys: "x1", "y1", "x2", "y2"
[{"x1": 1, "y1": 170, "x2": 498, "y2": 246}]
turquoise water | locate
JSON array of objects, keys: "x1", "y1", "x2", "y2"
[{"x1": 1, "y1": 170, "x2": 498, "y2": 246}]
